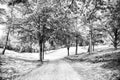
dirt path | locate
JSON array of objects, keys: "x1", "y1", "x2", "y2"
[{"x1": 17, "y1": 60, "x2": 83, "y2": 80}]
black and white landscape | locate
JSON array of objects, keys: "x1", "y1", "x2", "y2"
[{"x1": 0, "y1": 0, "x2": 120, "y2": 80}]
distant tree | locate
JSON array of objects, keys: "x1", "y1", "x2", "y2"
[{"x1": 74, "y1": 0, "x2": 109, "y2": 53}]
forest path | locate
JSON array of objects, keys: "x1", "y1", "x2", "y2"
[{"x1": 17, "y1": 60, "x2": 83, "y2": 80}]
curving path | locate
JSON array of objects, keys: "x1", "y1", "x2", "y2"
[{"x1": 17, "y1": 60, "x2": 83, "y2": 80}]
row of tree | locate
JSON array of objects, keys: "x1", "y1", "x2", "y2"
[{"x1": 0, "y1": 0, "x2": 120, "y2": 62}]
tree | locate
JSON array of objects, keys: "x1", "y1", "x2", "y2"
[
  {"x1": 48, "y1": 15, "x2": 74, "y2": 56},
  {"x1": 0, "y1": 0, "x2": 29, "y2": 55},
  {"x1": 74, "y1": 0, "x2": 108, "y2": 53},
  {"x1": 97, "y1": 0, "x2": 120, "y2": 50},
  {"x1": 106, "y1": 0, "x2": 120, "y2": 49},
  {"x1": 0, "y1": 1, "x2": 14, "y2": 55},
  {"x1": 11, "y1": 0, "x2": 60, "y2": 62}
]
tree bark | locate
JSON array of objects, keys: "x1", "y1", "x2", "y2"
[
  {"x1": 75, "y1": 37, "x2": 78, "y2": 55},
  {"x1": 88, "y1": 27, "x2": 93, "y2": 54},
  {"x1": 114, "y1": 42, "x2": 117, "y2": 50},
  {"x1": 42, "y1": 24, "x2": 45, "y2": 61},
  {"x1": 2, "y1": 0, "x2": 14, "y2": 55},
  {"x1": 37, "y1": 31, "x2": 43, "y2": 62},
  {"x1": 88, "y1": 45, "x2": 90, "y2": 52},
  {"x1": 114, "y1": 29, "x2": 118, "y2": 50},
  {"x1": 67, "y1": 46, "x2": 70, "y2": 56},
  {"x1": 42, "y1": 43, "x2": 44, "y2": 60},
  {"x1": 39, "y1": 38, "x2": 43, "y2": 62}
]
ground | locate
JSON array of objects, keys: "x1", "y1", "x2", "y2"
[
  {"x1": 0, "y1": 45, "x2": 120, "y2": 80},
  {"x1": 16, "y1": 60, "x2": 83, "y2": 80}
]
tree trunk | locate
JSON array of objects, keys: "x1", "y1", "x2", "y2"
[
  {"x1": 114, "y1": 40, "x2": 117, "y2": 50},
  {"x1": 42, "y1": 24, "x2": 45, "y2": 61},
  {"x1": 75, "y1": 37, "x2": 78, "y2": 55},
  {"x1": 114, "y1": 29, "x2": 118, "y2": 50},
  {"x1": 66, "y1": 37, "x2": 70, "y2": 56},
  {"x1": 29, "y1": 35, "x2": 33, "y2": 53},
  {"x1": 88, "y1": 45, "x2": 90, "y2": 52},
  {"x1": 37, "y1": 31, "x2": 43, "y2": 62},
  {"x1": 2, "y1": 29, "x2": 10, "y2": 55},
  {"x1": 114, "y1": 42, "x2": 117, "y2": 50},
  {"x1": 42, "y1": 43, "x2": 44, "y2": 60},
  {"x1": 2, "y1": 0, "x2": 14, "y2": 55},
  {"x1": 88, "y1": 29, "x2": 93, "y2": 54},
  {"x1": 67, "y1": 46, "x2": 70, "y2": 56},
  {"x1": 39, "y1": 39, "x2": 43, "y2": 62}
]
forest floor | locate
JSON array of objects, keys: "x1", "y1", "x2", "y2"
[{"x1": 0, "y1": 45, "x2": 120, "y2": 80}]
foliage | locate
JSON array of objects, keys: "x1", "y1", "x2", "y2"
[
  {"x1": 100, "y1": 0, "x2": 120, "y2": 49},
  {"x1": 0, "y1": 0, "x2": 120, "y2": 57}
]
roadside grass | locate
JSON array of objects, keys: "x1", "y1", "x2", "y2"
[
  {"x1": 65, "y1": 49, "x2": 120, "y2": 80},
  {"x1": 0, "y1": 51, "x2": 41, "y2": 80}
]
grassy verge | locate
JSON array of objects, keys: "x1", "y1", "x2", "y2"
[
  {"x1": 65, "y1": 49, "x2": 120, "y2": 80},
  {"x1": 0, "y1": 54, "x2": 41, "y2": 80}
]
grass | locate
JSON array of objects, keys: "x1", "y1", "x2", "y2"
[
  {"x1": 0, "y1": 46, "x2": 120, "y2": 80},
  {"x1": 65, "y1": 49, "x2": 120, "y2": 80},
  {"x1": 0, "y1": 53, "x2": 41, "y2": 80}
]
